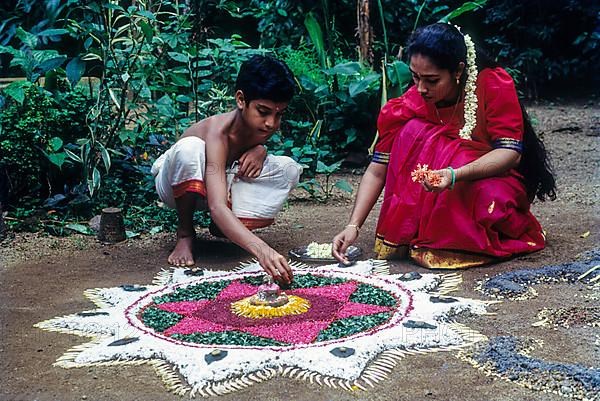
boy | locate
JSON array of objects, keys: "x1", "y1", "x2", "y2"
[{"x1": 151, "y1": 55, "x2": 301, "y2": 283}]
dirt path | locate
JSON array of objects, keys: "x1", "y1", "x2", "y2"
[{"x1": 1, "y1": 102, "x2": 598, "y2": 401}]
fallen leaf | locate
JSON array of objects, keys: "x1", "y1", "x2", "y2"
[{"x1": 580, "y1": 231, "x2": 590, "y2": 238}]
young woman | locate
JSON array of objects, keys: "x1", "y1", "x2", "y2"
[{"x1": 333, "y1": 23, "x2": 556, "y2": 269}]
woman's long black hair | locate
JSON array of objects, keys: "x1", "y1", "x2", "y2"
[{"x1": 406, "y1": 23, "x2": 556, "y2": 201}]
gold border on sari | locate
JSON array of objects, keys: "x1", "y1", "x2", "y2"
[
  {"x1": 374, "y1": 236, "x2": 408, "y2": 260},
  {"x1": 410, "y1": 247, "x2": 495, "y2": 269}
]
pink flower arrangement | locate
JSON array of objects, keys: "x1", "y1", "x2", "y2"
[{"x1": 151, "y1": 279, "x2": 396, "y2": 344}]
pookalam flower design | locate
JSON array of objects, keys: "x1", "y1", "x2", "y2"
[{"x1": 35, "y1": 261, "x2": 490, "y2": 397}]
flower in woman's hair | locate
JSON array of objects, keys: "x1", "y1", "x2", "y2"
[{"x1": 458, "y1": 32, "x2": 478, "y2": 140}]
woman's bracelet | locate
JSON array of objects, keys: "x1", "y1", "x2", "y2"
[
  {"x1": 346, "y1": 224, "x2": 360, "y2": 234},
  {"x1": 446, "y1": 167, "x2": 456, "y2": 190}
]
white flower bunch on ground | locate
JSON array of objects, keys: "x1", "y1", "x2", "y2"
[{"x1": 306, "y1": 242, "x2": 333, "y2": 258}]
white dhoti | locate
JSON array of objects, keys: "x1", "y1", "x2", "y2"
[{"x1": 151, "y1": 136, "x2": 302, "y2": 229}]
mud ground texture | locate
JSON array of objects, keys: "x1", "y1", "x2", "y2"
[{"x1": 1, "y1": 101, "x2": 599, "y2": 401}]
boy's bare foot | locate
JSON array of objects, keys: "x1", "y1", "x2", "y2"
[{"x1": 168, "y1": 235, "x2": 195, "y2": 266}]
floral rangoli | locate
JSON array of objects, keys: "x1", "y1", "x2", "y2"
[{"x1": 36, "y1": 260, "x2": 491, "y2": 397}]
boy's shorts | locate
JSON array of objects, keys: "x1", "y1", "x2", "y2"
[{"x1": 152, "y1": 136, "x2": 302, "y2": 229}]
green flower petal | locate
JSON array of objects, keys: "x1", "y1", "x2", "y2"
[
  {"x1": 141, "y1": 307, "x2": 183, "y2": 332},
  {"x1": 153, "y1": 280, "x2": 231, "y2": 304},
  {"x1": 173, "y1": 331, "x2": 288, "y2": 346},
  {"x1": 316, "y1": 312, "x2": 392, "y2": 341},
  {"x1": 349, "y1": 283, "x2": 397, "y2": 307}
]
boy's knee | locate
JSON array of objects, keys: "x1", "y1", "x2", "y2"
[{"x1": 278, "y1": 156, "x2": 302, "y2": 187}]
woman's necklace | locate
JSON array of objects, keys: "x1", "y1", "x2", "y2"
[{"x1": 434, "y1": 92, "x2": 463, "y2": 125}]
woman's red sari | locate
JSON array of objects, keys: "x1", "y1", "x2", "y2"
[{"x1": 373, "y1": 68, "x2": 544, "y2": 268}]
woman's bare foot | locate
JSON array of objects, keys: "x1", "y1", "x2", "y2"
[{"x1": 168, "y1": 235, "x2": 195, "y2": 266}]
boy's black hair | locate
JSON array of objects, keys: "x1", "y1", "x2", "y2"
[
  {"x1": 235, "y1": 55, "x2": 296, "y2": 103},
  {"x1": 406, "y1": 23, "x2": 556, "y2": 201}
]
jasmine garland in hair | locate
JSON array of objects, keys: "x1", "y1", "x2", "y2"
[{"x1": 454, "y1": 25, "x2": 478, "y2": 140}]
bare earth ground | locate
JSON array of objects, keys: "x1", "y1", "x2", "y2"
[{"x1": 0, "y1": 101, "x2": 598, "y2": 401}]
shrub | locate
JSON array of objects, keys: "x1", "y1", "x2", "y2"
[{"x1": 0, "y1": 83, "x2": 91, "y2": 205}]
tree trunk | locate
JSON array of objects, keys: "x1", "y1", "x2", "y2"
[
  {"x1": 357, "y1": 0, "x2": 373, "y2": 65},
  {"x1": 0, "y1": 203, "x2": 5, "y2": 241},
  {"x1": 0, "y1": 165, "x2": 7, "y2": 240}
]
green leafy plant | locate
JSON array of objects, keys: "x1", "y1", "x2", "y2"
[{"x1": 0, "y1": 83, "x2": 91, "y2": 203}]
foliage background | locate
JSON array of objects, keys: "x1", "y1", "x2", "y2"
[{"x1": 0, "y1": 0, "x2": 598, "y2": 235}]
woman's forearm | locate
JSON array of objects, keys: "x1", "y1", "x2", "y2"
[
  {"x1": 347, "y1": 162, "x2": 387, "y2": 227},
  {"x1": 455, "y1": 148, "x2": 521, "y2": 183}
]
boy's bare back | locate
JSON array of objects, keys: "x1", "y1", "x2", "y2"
[{"x1": 180, "y1": 111, "x2": 254, "y2": 167}]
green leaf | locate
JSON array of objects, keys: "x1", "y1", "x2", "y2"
[
  {"x1": 0, "y1": 45, "x2": 19, "y2": 56},
  {"x1": 16, "y1": 27, "x2": 38, "y2": 48},
  {"x1": 334, "y1": 179, "x2": 353, "y2": 193},
  {"x1": 65, "y1": 148, "x2": 82, "y2": 163},
  {"x1": 65, "y1": 223, "x2": 93, "y2": 235},
  {"x1": 348, "y1": 73, "x2": 380, "y2": 97},
  {"x1": 2, "y1": 81, "x2": 31, "y2": 104},
  {"x1": 387, "y1": 60, "x2": 412, "y2": 98},
  {"x1": 326, "y1": 62, "x2": 361, "y2": 76},
  {"x1": 304, "y1": 12, "x2": 327, "y2": 68},
  {"x1": 195, "y1": 70, "x2": 212, "y2": 78},
  {"x1": 98, "y1": 143, "x2": 111, "y2": 173},
  {"x1": 387, "y1": 60, "x2": 411, "y2": 85},
  {"x1": 176, "y1": 95, "x2": 193, "y2": 103},
  {"x1": 316, "y1": 160, "x2": 328, "y2": 173},
  {"x1": 81, "y1": 52, "x2": 102, "y2": 61},
  {"x1": 168, "y1": 51, "x2": 189, "y2": 63},
  {"x1": 47, "y1": 152, "x2": 67, "y2": 168},
  {"x1": 139, "y1": 21, "x2": 154, "y2": 43},
  {"x1": 439, "y1": 0, "x2": 488, "y2": 23},
  {"x1": 307, "y1": 119, "x2": 323, "y2": 143},
  {"x1": 37, "y1": 29, "x2": 69, "y2": 37},
  {"x1": 345, "y1": 128, "x2": 358, "y2": 146},
  {"x1": 105, "y1": 3, "x2": 125, "y2": 11},
  {"x1": 170, "y1": 74, "x2": 190, "y2": 86},
  {"x1": 66, "y1": 57, "x2": 85, "y2": 87},
  {"x1": 149, "y1": 225, "x2": 163, "y2": 235},
  {"x1": 88, "y1": 167, "x2": 101, "y2": 196},
  {"x1": 126, "y1": 230, "x2": 140, "y2": 239},
  {"x1": 49, "y1": 137, "x2": 63, "y2": 152},
  {"x1": 137, "y1": 10, "x2": 156, "y2": 20},
  {"x1": 193, "y1": 60, "x2": 213, "y2": 68},
  {"x1": 37, "y1": 55, "x2": 67, "y2": 74}
]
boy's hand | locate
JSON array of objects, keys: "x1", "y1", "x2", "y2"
[
  {"x1": 237, "y1": 144, "x2": 267, "y2": 179},
  {"x1": 256, "y1": 246, "x2": 293, "y2": 284}
]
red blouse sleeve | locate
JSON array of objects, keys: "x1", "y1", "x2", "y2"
[
  {"x1": 479, "y1": 68, "x2": 524, "y2": 153},
  {"x1": 373, "y1": 88, "x2": 419, "y2": 164}
]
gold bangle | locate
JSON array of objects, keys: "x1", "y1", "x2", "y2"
[{"x1": 346, "y1": 224, "x2": 360, "y2": 234}]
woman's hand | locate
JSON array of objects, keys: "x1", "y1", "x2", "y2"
[
  {"x1": 423, "y1": 168, "x2": 453, "y2": 192},
  {"x1": 332, "y1": 225, "x2": 359, "y2": 263},
  {"x1": 237, "y1": 145, "x2": 267, "y2": 179},
  {"x1": 256, "y1": 246, "x2": 293, "y2": 284}
]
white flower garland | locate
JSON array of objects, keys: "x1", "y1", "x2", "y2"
[{"x1": 455, "y1": 28, "x2": 478, "y2": 140}]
